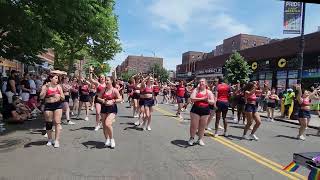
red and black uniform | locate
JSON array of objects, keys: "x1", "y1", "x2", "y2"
[
  {"x1": 95, "y1": 84, "x2": 105, "y2": 104},
  {"x1": 89, "y1": 84, "x2": 96, "y2": 98},
  {"x1": 71, "y1": 83, "x2": 79, "y2": 100},
  {"x1": 236, "y1": 90, "x2": 246, "y2": 111},
  {"x1": 245, "y1": 92, "x2": 258, "y2": 113},
  {"x1": 44, "y1": 87, "x2": 63, "y2": 111},
  {"x1": 101, "y1": 88, "x2": 118, "y2": 114},
  {"x1": 176, "y1": 85, "x2": 186, "y2": 103},
  {"x1": 190, "y1": 89, "x2": 210, "y2": 116},
  {"x1": 132, "y1": 85, "x2": 140, "y2": 100},
  {"x1": 216, "y1": 83, "x2": 230, "y2": 112},
  {"x1": 141, "y1": 86, "x2": 154, "y2": 107},
  {"x1": 298, "y1": 97, "x2": 311, "y2": 119},
  {"x1": 153, "y1": 82, "x2": 160, "y2": 96},
  {"x1": 127, "y1": 83, "x2": 134, "y2": 97},
  {"x1": 267, "y1": 94, "x2": 277, "y2": 109},
  {"x1": 79, "y1": 84, "x2": 90, "y2": 102}
]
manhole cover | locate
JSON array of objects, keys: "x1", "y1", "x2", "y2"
[{"x1": 0, "y1": 137, "x2": 31, "y2": 153}]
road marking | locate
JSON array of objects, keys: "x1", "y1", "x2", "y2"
[{"x1": 154, "y1": 106, "x2": 307, "y2": 180}]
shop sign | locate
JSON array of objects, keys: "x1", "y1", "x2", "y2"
[
  {"x1": 303, "y1": 68, "x2": 320, "y2": 78},
  {"x1": 0, "y1": 58, "x2": 17, "y2": 68},
  {"x1": 197, "y1": 67, "x2": 222, "y2": 75},
  {"x1": 277, "y1": 70, "x2": 287, "y2": 79}
]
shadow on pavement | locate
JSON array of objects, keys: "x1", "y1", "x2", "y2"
[
  {"x1": 225, "y1": 135, "x2": 244, "y2": 141},
  {"x1": 275, "y1": 135, "x2": 298, "y2": 140},
  {"x1": 229, "y1": 125, "x2": 245, "y2": 129},
  {"x1": 123, "y1": 126, "x2": 143, "y2": 131},
  {"x1": 70, "y1": 127, "x2": 95, "y2": 131},
  {"x1": 171, "y1": 140, "x2": 190, "y2": 148},
  {"x1": 306, "y1": 133, "x2": 320, "y2": 137},
  {"x1": 118, "y1": 115, "x2": 133, "y2": 119},
  {"x1": 1, "y1": 118, "x2": 45, "y2": 136},
  {"x1": 120, "y1": 122, "x2": 135, "y2": 125},
  {"x1": 82, "y1": 141, "x2": 105, "y2": 149},
  {"x1": 280, "y1": 125, "x2": 299, "y2": 129},
  {"x1": 24, "y1": 140, "x2": 47, "y2": 148}
]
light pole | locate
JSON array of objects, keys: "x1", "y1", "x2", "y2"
[{"x1": 298, "y1": 2, "x2": 306, "y2": 83}]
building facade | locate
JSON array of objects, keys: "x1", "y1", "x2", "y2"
[
  {"x1": 117, "y1": 55, "x2": 163, "y2": 75},
  {"x1": 223, "y1": 34, "x2": 270, "y2": 54},
  {"x1": 195, "y1": 32, "x2": 320, "y2": 91}
]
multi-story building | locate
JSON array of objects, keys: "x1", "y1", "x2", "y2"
[
  {"x1": 195, "y1": 31, "x2": 320, "y2": 90},
  {"x1": 215, "y1": 44, "x2": 224, "y2": 56},
  {"x1": 223, "y1": 34, "x2": 270, "y2": 54},
  {"x1": 176, "y1": 51, "x2": 205, "y2": 80},
  {"x1": 117, "y1": 55, "x2": 163, "y2": 75}
]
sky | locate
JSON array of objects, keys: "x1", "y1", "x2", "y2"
[{"x1": 110, "y1": 0, "x2": 320, "y2": 71}]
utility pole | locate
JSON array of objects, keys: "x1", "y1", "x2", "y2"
[{"x1": 298, "y1": 2, "x2": 306, "y2": 83}]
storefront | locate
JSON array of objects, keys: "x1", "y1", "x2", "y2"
[
  {"x1": 196, "y1": 67, "x2": 223, "y2": 82},
  {"x1": 0, "y1": 58, "x2": 22, "y2": 76}
]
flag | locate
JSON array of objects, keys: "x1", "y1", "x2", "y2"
[
  {"x1": 283, "y1": 161, "x2": 300, "y2": 172},
  {"x1": 308, "y1": 166, "x2": 320, "y2": 180}
]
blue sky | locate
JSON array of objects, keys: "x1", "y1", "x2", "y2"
[{"x1": 110, "y1": 0, "x2": 320, "y2": 71}]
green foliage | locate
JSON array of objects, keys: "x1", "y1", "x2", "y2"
[
  {"x1": 224, "y1": 52, "x2": 252, "y2": 84},
  {"x1": 83, "y1": 56, "x2": 111, "y2": 76},
  {"x1": 120, "y1": 69, "x2": 137, "y2": 82},
  {"x1": 1, "y1": 0, "x2": 121, "y2": 70},
  {"x1": 149, "y1": 64, "x2": 169, "y2": 82}
]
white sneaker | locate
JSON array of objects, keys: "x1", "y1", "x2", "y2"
[
  {"x1": 143, "y1": 126, "x2": 147, "y2": 131},
  {"x1": 207, "y1": 127, "x2": 213, "y2": 131},
  {"x1": 218, "y1": 125, "x2": 224, "y2": 130},
  {"x1": 46, "y1": 139, "x2": 54, "y2": 146},
  {"x1": 110, "y1": 139, "x2": 115, "y2": 148},
  {"x1": 134, "y1": 115, "x2": 139, "y2": 118},
  {"x1": 105, "y1": 139, "x2": 111, "y2": 147},
  {"x1": 297, "y1": 135, "x2": 306, "y2": 141},
  {"x1": 249, "y1": 126, "x2": 253, "y2": 130},
  {"x1": 270, "y1": 118, "x2": 274, "y2": 122},
  {"x1": 181, "y1": 108, "x2": 185, "y2": 112},
  {"x1": 242, "y1": 135, "x2": 250, "y2": 140},
  {"x1": 44, "y1": 133, "x2": 48, "y2": 138},
  {"x1": 198, "y1": 139, "x2": 205, "y2": 146},
  {"x1": 147, "y1": 126, "x2": 151, "y2": 131},
  {"x1": 250, "y1": 134, "x2": 259, "y2": 141},
  {"x1": 233, "y1": 118, "x2": 238, "y2": 123},
  {"x1": 84, "y1": 117, "x2": 89, "y2": 121},
  {"x1": 67, "y1": 121, "x2": 76, "y2": 125},
  {"x1": 188, "y1": 137, "x2": 195, "y2": 146},
  {"x1": 178, "y1": 115, "x2": 183, "y2": 119},
  {"x1": 71, "y1": 112, "x2": 75, "y2": 116},
  {"x1": 214, "y1": 133, "x2": 219, "y2": 138},
  {"x1": 305, "y1": 127, "x2": 309, "y2": 130},
  {"x1": 94, "y1": 124, "x2": 101, "y2": 131},
  {"x1": 54, "y1": 141, "x2": 60, "y2": 148},
  {"x1": 223, "y1": 132, "x2": 228, "y2": 137},
  {"x1": 134, "y1": 120, "x2": 140, "y2": 126}
]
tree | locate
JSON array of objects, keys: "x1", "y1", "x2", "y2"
[
  {"x1": 224, "y1": 52, "x2": 252, "y2": 84},
  {"x1": 149, "y1": 64, "x2": 169, "y2": 82},
  {"x1": 1, "y1": 0, "x2": 121, "y2": 69},
  {"x1": 120, "y1": 69, "x2": 137, "y2": 82}
]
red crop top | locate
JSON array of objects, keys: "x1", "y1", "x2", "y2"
[
  {"x1": 102, "y1": 88, "x2": 115, "y2": 100},
  {"x1": 176, "y1": 85, "x2": 185, "y2": 97},
  {"x1": 194, "y1": 89, "x2": 209, "y2": 107},
  {"x1": 46, "y1": 87, "x2": 60, "y2": 97},
  {"x1": 217, "y1": 84, "x2": 230, "y2": 102}
]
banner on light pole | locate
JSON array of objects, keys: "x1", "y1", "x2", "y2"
[{"x1": 283, "y1": 1, "x2": 303, "y2": 34}]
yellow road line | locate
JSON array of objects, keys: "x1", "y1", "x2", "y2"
[{"x1": 154, "y1": 106, "x2": 306, "y2": 180}]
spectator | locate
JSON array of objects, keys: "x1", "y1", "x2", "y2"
[
  {"x1": 26, "y1": 94, "x2": 42, "y2": 115},
  {"x1": 283, "y1": 88, "x2": 295, "y2": 118},
  {"x1": 20, "y1": 73, "x2": 32, "y2": 103},
  {"x1": 29, "y1": 74, "x2": 37, "y2": 98},
  {"x1": 5, "y1": 70, "x2": 18, "y2": 104},
  {"x1": 3, "y1": 96, "x2": 30, "y2": 123},
  {"x1": 35, "y1": 75, "x2": 43, "y2": 93}
]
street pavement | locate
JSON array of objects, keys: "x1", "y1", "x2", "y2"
[{"x1": 0, "y1": 102, "x2": 319, "y2": 180}]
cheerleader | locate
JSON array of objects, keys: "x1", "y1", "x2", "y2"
[
  {"x1": 70, "y1": 77, "x2": 80, "y2": 116},
  {"x1": 61, "y1": 76, "x2": 75, "y2": 125},
  {"x1": 40, "y1": 74, "x2": 65, "y2": 148},
  {"x1": 77, "y1": 77, "x2": 91, "y2": 121},
  {"x1": 140, "y1": 77, "x2": 155, "y2": 131},
  {"x1": 96, "y1": 77, "x2": 122, "y2": 148},
  {"x1": 153, "y1": 79, "x2": 160, "y2": 106}
]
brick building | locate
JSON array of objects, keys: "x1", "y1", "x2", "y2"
[
  {"x1": 117, "y1": 55, "x2": 163, "y2": 75},
  {"x1": 223, "y1": 34, "x2": 270, "y2": 54},
  {"x1": 176, "y1": 51, "x2": 205, "y2": 80},
  {"x1": 195, "y1": 31, "x2": 320, "y2": 91}
]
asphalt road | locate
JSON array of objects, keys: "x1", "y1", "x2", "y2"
[{"x1": 0, "y1": 102, "x2": 319, "y2": 180}]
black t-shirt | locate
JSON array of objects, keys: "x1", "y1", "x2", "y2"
[
  {"x1": 3, "y1": 104, "x2": 16, "y2": 119},
  {"x1": 6, "y1": 77, "x2": 14, "y2": 92},
  {"x1": 21, "y1": 79, "x2": 30, "y2": 93}
]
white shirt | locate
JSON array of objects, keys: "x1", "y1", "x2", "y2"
[{"x1": 29, "y1": 79, "x2": 37, "y2": 95}]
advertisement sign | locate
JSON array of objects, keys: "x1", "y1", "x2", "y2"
[
  {"x1": 303, "y1": 68, "x2": 320, "y2": 78},
  {"x1": 265, "y1": 71, "x2": 273, "y2": 79},
  {"x1": 277, "y1": 79, "x2": 287, "y2": 93},
  {"x1": 283, "y1": 1, "x2": 302, "y2": 34},
  {"x1": 288, "y1": 70, "x2": 299, "y2": 78},
  {"x1": 277, "y1": 71, "x2": 287, "y2": 79}
]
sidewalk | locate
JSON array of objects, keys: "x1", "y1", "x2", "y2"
[{"x1": 259, "y1": 110, "x2": 320, "y2": 129}]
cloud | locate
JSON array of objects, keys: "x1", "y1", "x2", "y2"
[
  {"x1": 211, "y1": 13, "x2": 252, "y2": 36},
  {"x1": 148, "y1": 0, "x2": 220, "y2": 30}
]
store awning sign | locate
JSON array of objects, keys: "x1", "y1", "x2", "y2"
[
  {"x1": 278, "y1": 58, "x2": 287, "y2": 68},
  {"x1": 283, "y1": 1, "x2": 302, "y2": 34},
  {"x1": 251, "y1": 62, "x2": 258, "y2": 70}
]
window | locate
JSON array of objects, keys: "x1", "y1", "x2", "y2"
[
  {"x1": 253, "y1": 41, "x2": 257, "y2": 47},
  {"x1": 232, "y1": 40, "x2": 235, "y2": 47},
  {"x1": 243, "y1": 39, "x2": 248, "y2": 45}
]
